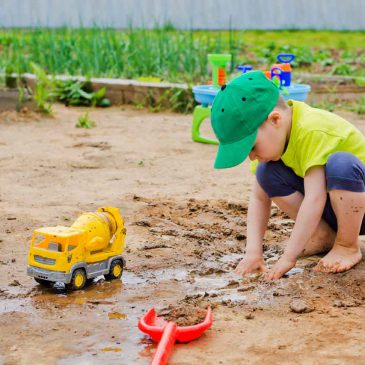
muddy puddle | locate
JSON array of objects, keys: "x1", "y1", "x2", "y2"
[
  {"x1": 1, "y1": 104, "x2": 365, "y2": 364},
  {"x1": 1, "y1": 196, "x2": 365, "y2": 364}
]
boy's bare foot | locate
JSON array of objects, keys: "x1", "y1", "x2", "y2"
[{"x1": 314, "y1": 241, "x2": 362, "y2": 273}]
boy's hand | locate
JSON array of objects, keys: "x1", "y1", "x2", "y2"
[
  {"x1": 265, "y1": 255, "x2": 296, "y2": 280},
  {"x1": 235, "y1": 256, "x2": 266, "y2": 276}
]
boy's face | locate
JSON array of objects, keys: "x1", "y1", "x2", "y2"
[{"x1": 248, "y1": 110, "x2": 288, "y2": 163}]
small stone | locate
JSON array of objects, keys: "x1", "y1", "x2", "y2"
[
  {"x1": 226, "y1": 280, "x2": 239, "y2": 288},
  {"x1": 237, "y1": 285, "x2": 254, "y2": 292},
  {"x1": 223, "y1": 229, "x2": 233, "y2": 236},
  {"x1": 9, "y1": 279, "x2": 21, "y2": 286},
  {"x1": 245, "y1": 313, "x2": 254, "y2": 320},
  {"x1": 273, "y1": 290, "x2": 286, "y2": 297},
  {"x1": 135, "y1": 220, "x2": 152, "y2": 227},
  {"x1": 333, "y1": 299, "x2": 358, "y2": 308},
  {"x1": 289, "y1": 299, "x2": 314, "y2": 313}
]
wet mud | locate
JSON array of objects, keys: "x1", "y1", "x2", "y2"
[{"x1": 0, "y1": 105, "x2": 364, "y2": 364}]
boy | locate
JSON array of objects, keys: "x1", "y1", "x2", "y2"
[{"x1": 211, "y1": 71, "x2": 365, "y2": 280}]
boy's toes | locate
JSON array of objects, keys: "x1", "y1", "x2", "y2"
[
  {"x1": 313, "y1": 244, "x2": 362, "y2": 274},
  {"x1": 314, "y1": 260, "x2": 329, "y2": 272},
  {"x1": 329, "y1": 262, "x2": 342, "y2": 273}
]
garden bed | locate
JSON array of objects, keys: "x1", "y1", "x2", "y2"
[{"x1": 0, "y1": 72, "x2": 364, "y2": 115}]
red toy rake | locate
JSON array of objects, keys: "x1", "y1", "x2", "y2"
[{"x1": 138, "y1": 306, "x2": 213, "y2": 365}]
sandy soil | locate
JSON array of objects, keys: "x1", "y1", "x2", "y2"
[{"x1": 0, "y1": 104, "x2": 364, "y2": 365}]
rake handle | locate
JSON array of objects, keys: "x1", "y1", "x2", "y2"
[{"x1": 151, "y1": 322, "x2": 178, "y2": 365}]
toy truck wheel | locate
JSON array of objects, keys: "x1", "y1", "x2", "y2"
[
  {"x1": 34, "y1": 278, "x2": 53, "y2": 287},
  {"x1": 67, "y1": 268, "x2": 87, "y2": 290},
  {"x1": 105, "y1": 259, "x2": 123, "y2": 281}
]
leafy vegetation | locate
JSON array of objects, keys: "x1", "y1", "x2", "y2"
[
  {"x1": 1, "y1": 28, "x2": 364, "y2": 115},
  {"x1": 76, "y1": 112, "x2": 96, "y2": 128},
  {"x1": 30, "y1": 62, "x2": 58, "y2": 114},
  {"x1": 27, "y1": 63, "x2": 112, "y2": 114},
  {"x1": 0, "y1": 28, "x2": 364, "y2": 85},
  {"x1": 56, "y1": 80, "x2": 111, "y2": 107}
]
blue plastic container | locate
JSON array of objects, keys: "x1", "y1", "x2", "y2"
[
  {"x1": 192, "y1": 85, "x2": 219, "y2": 107},
  {"x1": 282, "y1": 83, "x2": 311, "y2": 102},
  {"x1": 192, "y1": 82, "x2": 311, "y2": 106}
]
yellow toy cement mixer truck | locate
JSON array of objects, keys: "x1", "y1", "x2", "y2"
[{"x1": 27, "y1": 207, "x2": 126, "y2": 290}]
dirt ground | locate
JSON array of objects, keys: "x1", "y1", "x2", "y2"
[{"x1": 0, "y1": 104, "x2": 364, "y2": 365}]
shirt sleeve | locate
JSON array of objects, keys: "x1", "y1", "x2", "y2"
[
  {"x1": 249, "y1": 159, "x2": 259, "y2": 174},
  {"x1": 297, "y1": 130, "x2": 343, "y2": 176}
]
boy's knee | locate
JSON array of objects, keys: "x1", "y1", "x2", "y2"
[
  {"x1": 326, "y1": 152, "x2": 365, "y2": 192},
  {"x1": 256, "y1": 161, "x2": 302, "y2": 198},
  {"x1": 256, "y1": 161, "x2": 279, "y2": 189},
  {"x1": 256, "y1": 162, "x2": 273, "y2": 183}
]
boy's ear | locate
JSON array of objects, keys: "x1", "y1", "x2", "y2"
[{"x1": 267, "y1": 110, "x2": 282, "y2": 127}]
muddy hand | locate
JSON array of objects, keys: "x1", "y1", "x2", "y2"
[
  {"x1": 235, "y1": 256, "x2": 266, "y2": 276},
  {"x1": 265, "y1": 256, "x2": 296, "y2": 280}
]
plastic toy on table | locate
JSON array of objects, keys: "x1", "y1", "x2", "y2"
[
  {"x1": 237, "y1": 65, "x2": 253, "y2": 74},
  {"x1": 265, "y1": 54, "x2": 311, "y2": 101},
  {"x1": 191, "y1": 53, "x2": 311, "y2": 145},
  {"x1": 270, "y1": 53, "x2": 295, "y2": 87}
]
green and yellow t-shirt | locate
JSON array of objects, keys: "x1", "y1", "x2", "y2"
[{"x1": 280, "y1": 100, "x2": 365, "y2": 177}]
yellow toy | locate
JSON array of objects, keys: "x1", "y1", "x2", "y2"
[{"x1": 27, "y1": 207, "x2": 126, "y2": 290}]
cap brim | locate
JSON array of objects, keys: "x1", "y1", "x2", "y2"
[{"x1": 214, "y1": 129, "x2": 258, "y2": 169}]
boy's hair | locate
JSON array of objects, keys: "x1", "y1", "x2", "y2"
[{"x1": 274, "y1": 95, "x2": 289, "y2": 110}]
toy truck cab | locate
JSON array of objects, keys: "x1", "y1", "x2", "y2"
[{"x1": 27, "y1": 207, "x2": 126, "y2": 290}]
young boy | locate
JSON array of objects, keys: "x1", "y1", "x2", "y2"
[{"x1": 211, "y1": 71, "x2": 365, "y2": 280}]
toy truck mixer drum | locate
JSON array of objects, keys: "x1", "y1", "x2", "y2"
[{"x1": 71, "y1": 210, "x2": 117, "y2": 252}]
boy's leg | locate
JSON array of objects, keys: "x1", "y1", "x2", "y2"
[
  {"x1": 314, "y1": 152, "x2": 365, "y2": 273},
  {"x1": 273, "y1": 192, "x2": 335, "y2": 256},
  {"x1": 256, "y1": 161, "x2": 335, "y2": 256}
]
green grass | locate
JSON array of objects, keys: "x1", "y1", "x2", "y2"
[
  {"x1": 231, "y1": 30, "x2": 365, "y2": 50},
  {"x1": 0, "y1": 28, "x2": 364, "y2": 83}
]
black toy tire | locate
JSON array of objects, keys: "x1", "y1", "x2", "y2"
[
  {"x1": 66, "y1": 268, "x2": 87, "y2": 290},
  {"x1": 105, "y1": 259, "x2": 123, "y2": 281}
]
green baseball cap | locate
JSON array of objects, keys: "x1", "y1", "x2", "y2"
[{"x1": 211, "y1": 71, "x2": 280, "y2": 169}]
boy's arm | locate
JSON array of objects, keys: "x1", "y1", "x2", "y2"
[
  {"x1": 266, "y1": 165, "x2": 327, "y2": 280},
  {"x1": 235, "y1": 179, "x2": 271, "y2": 275}
]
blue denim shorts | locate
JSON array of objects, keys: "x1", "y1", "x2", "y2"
[{"x1": 256, "y1": 152, "x2": 365, "y2": 234}]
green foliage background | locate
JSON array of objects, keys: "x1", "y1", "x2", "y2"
[{"x1": 1, "y1": 28, "x2": 364, "y2": 84}]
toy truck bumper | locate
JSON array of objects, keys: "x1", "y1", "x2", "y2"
[{"x1": 27, "y1": 266, "x2": 72, "y2": 283}]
